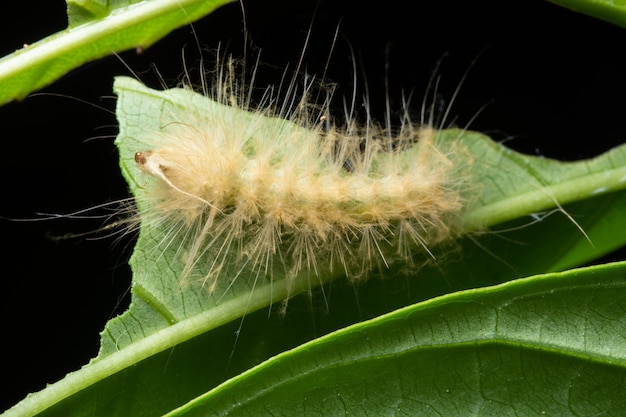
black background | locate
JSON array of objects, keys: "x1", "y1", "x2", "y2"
[{"x1": 2, "y1": 0, "x2": 626, "y2": 412}]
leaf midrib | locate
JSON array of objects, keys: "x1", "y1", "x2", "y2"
[{"x1": 463, "y1": 165, "x2": 626, "y2": 230}]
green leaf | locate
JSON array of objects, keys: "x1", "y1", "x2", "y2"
[
  {"x1": 167, "y1": 261, "x2": 626, "y2": 416},
  {"x1": 67, "y1": 0, "x2": 110, "y2": 25},
  {"x1": 0, "y1": 0, "x2": 234, "y2": 105},
  {"x1": 546, "y1": 0, "x2": 626, "y2": 29},
  {"x1": 5, "y1": 76, "x2": 625, "y2": 417},
  {"x1": 460, "y1": 134, "x2": 626, "y2": 230}
]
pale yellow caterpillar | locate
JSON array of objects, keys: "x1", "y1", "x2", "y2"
[{"x1": 123, "y1": 55, "x2": 473, "y2": 295}]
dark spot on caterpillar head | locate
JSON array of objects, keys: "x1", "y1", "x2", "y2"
[{"x1": 135, "y1": 151, "x2": 151, "y2": 166}]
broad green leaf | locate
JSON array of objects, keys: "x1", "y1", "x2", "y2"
[
  {"x1": 0, "y1": 0, "x2": 234, "y2": 105},
  {"x1": 167, "y1": 261, "x2": 626, "y2": 416},
  {"x1": 5, "y1": 77, "x2": 626, "y2": 417},
  {"x1": 547, "y1": 0, "x2": 626, "y2": 29}
]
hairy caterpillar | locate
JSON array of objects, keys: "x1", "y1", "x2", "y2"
[{"x1": 120, "y1": 50, "x2": 473, "y2": 296}]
